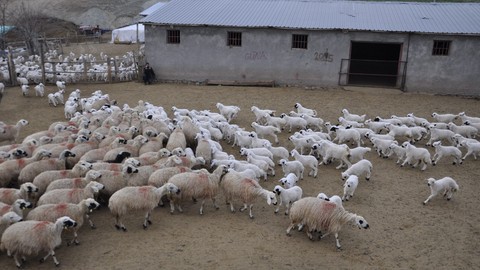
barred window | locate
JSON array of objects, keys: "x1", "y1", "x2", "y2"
[
  {"x1": 227, "y1": 32, "x2": 242, "y2": 47},
  {"x1": 292, "y1": 34, "x2": 308, "y2": 49},
  {"x1": 167, "y1": 30, "x2": 180, "y2": 44},
  {"x1": 432, "y1": 40, "x2": 451, "y2": 56}
]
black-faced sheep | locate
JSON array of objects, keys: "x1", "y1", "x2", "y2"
[
  {"x1": 0, "y1": 199, "x2": 33, "y2": 218},
  {"x1": 0, "y1": 149, "x2": 51, "y2": 187},
  {"x1": 26, "y1": 199, "x2": 100, "y2": 245},
  {"x1": 0, "y1": 216, "x2": 77, "y2": 268},
  {"x1": 273, "y1": 185, "x2": 302, "y2": 215},
  {"x1": 0, "y1": 182, "x2": 39, "y2": 205},
  {"x1": 108, "y1": 183, "x2": 181, "y2": 231},
  {"x1": 286, "y1": 197, "x2": 369, "y2": 250}
]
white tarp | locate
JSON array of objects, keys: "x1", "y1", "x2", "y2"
[{"x1": 111, "y1": 24, "x2": 144, "y2": 44}]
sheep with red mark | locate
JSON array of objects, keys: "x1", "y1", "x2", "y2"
[
  {"x1": 0, "y1": 182, "x2": 39, "y2": 205},
  {"x1": 37, "y1": 181, "x2": 104, "y2": 206}
]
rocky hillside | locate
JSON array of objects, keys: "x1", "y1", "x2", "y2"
[{"x1": 18, "y1": 0, "x2": 165, "y2": 29}]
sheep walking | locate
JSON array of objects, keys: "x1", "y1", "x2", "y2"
[
  {"x1": 342, "y1": 175, "x2": 359, "y2": 201},
  {"x1": 341, "y1": 159, "x2": 373, "y2": 181},
  {"x1": 0, "y1": 182, "x2": 39, "y2": 205},
  {"x1": 401, "y1": 142, "x2": 432, "y2": 171},
  {"x1": 0, "y1": 199, "x2": 33, "y2": 218},
  {"x1": 1, "y1": 216, "x2": 77, "y2": 268},
  {"x1": 37, "y1": 181, "x2": 105, "y2": 206},
  {"x1": 0, "y1": 119, "x2": 29, "y2": 144},
  {"x1": 108, "y1": 183, "x2": 180, "y2": 231},
  {"x1": 273, "y1": 185, "x2": 303, "y2": 215},
  {"x1": 431, "y1": 141, "x2": 462, "y2": 165},
  {"x1": 26, "y1": 199, "x2": 100, "y2": 245},
  {"x1": 168, "y1": 165, "x2": 229, "y2": 215},
  {"x1": 286, "y1": 197, "x2": 369, "y2": 250},
  {"x1": 423, "y1": 177, "x2": 459, "y2": 205}
]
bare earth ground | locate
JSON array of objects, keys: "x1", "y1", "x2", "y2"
[{"x1": 0, "y1": 44, "x2": 480, "y2": 269}]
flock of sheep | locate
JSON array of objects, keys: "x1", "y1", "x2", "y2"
[{"x1": 0, "y1": 84, "x2": 478, "y2": 267}]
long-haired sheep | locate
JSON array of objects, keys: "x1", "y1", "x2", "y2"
[
  {"x1": 0, "y1": 199, "x2": 33, "y2": 220},
  {"x1": 0, "y1": 119, "x2": 29, "y2": 144},
  {"x1": 423, "y1": 177, "x2": 459, "y2": 205},
  {"x1": 0, "y1": 149, "x2": 51, "y2": 187},
  {"x1": 37, "y1": 181, "x2": 105, "y2": 206},
  {"x1": 165, "y1": 126, "x2": 187, "y2": 151},
  {"x1": 168, "y1": 165, "x2": 229, "y2": 215},
  {"x1": 108, "y1": 183, "x2": 181, "y2": 231},
  {"x1": 0, "y1": 212, "x2": 23, "y2": 236},
  {"x1": 286, "y1": 197, "x2": 369, "y2": 250},
  {"x1": 220, "y1": 172, "x2": 277, "y2": 219},
  {"x1": 26, "y1": 199, "x2": 100, "y2": 245},
  {"x1": 0, "y1": 182, "x2": 39, "y2": 205},
  {"x1": 44, "y1": 170, "x2": 103, "y2": 193},
  {"x1": 0, "y1": 216, "x2": 77, "y2": 268}
]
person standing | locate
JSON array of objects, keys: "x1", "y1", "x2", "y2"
[{"x1": 143, "y1": 62, "x2": 155, "y2": 85}]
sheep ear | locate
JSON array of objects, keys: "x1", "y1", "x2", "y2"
[{"x1": 267, "y1": 196, "x2": 272, "y2": 205}]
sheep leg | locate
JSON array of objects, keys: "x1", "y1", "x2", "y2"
[
  {"x1": 334, "y1": 233, "x2": 342, "y2": 250},
  {"x1": 14, "y1": 254, "x2": 22, "y2": 268},
  {"x1": 229, "y1": 201, "x2": 236, "y2": 213},
  {"x1": 40, "y1": 249, "x2": 59, "y2": 266},
  {"x1": 240, "y1": 204, "x2": 248, "y2": 212},
  {"x1": 423, "y1": 193, "x2": 436, "y2": 205},
  {"x1": 86, "y1": 214, "x2": 96, "y2": 229},
  {"x1": 248, "y1": 204, "x2": 254, "y2": 219},
  {"x1": 199, "y1": 199, "x2": 205, "y2": 215},
  {"x1": 366, "y1": 170, "x2": 371, "y2": 181},
  {"x1": 143, "y1": 211, "x2": 152, "y2": 229},
  {"x1": 286, "y1": 223, "x2": 296, "y2": 236},
  {"x1": 284, "y1": 202, "x2": 290, "y2": 215},
  {"x1": 212, "y1": 197, "x2": 220, "y2": 210},
  {"x1": 114, "y1": 215, "x2": 127, "y2": 231}
]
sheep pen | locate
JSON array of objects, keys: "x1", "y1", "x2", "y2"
[{"x1": 0, "y1": 68, "x2": 479, "y2": 268}]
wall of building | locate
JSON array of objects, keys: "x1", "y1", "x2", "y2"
[{"x1": 144, "y1": 25, "x2": 479, "y2": 95}]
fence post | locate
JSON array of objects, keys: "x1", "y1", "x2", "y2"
[
  {"x1": 39, "y1": 41, "x2": 46, "y2": 84},
  {"x1": 107, "y1": 58, "x2": 112, "y2": 83},
  {"x1": 113, "y1": 58, "x2": 118, "y2": 82},
  {"x1": 83, "y1": 58, "x2": 87, "y2": 81},
  {"x1": 53, "y1": 62, "x2": 57, "y2": 83},
  {"x1": 7, "y1": 46, "x2": 16, "y2": 86}
]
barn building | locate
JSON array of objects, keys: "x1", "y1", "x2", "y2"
[{"x1": 140, "y1": 0, "x2": 480, "y2": 96}]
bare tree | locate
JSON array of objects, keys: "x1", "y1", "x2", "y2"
[
  {"x1": 0, "y1": 0, "x2": 11, "y2": 51},
  {"x1": 8, "y1": 1, "x2": 45, "y2": 55}
]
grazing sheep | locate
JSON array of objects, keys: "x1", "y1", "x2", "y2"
[
  {"x1": 17, "y1": 149, "x2": 76, "y2": 184},
  {"x1": 273, "y1": 185, "x2": 303, "y2": 215},
  {"x1": 431, "y1": 141, "x2": 462, "y2": 165},
  {"x1": 36, "y1": 181, "x2": 104, "y2": 206},
  {"x1": 286, "y1": 197, "x2": 369, "y2": 249},
  {"x1": 342, "y1": 175, "x2": 359, "y2": 201},
  {"x1": 0, "y1": 216, "x2": 77, "y2": 268},
  {"x1": 290, "y1": 149, "x2": 318, "y2": 178},
  {"x1": 278, "y1": 173, "x2": 299, "y2": 189},
  {"x1": 44, "y1": 170, "x2": 103, "y2": 193},
  {"x1": 0, "y1": 119, "x2": 29, "y2": 144},
  {"x1": 401, "y1": 142, "x2": 432, "y2": 171},
  {"x1": 220, "y1": 174, "x2": 277, "y2": 219},
  {"x1": 294, "y1": 103, "x2": 317, "y2": 116},
  {"x1": 26, "y1": 199, "x2": 100, "y2": 245},
  {"x1": 108, "y1": 183, "x2": 180, "y2": 231},
  {"x1": 0, "y1": 182, "x2": 39, "y2": 205},
  {"x1": 423, "y1": 177, "x2": 459, "y2": 205},
  {"x1": 341, "y1": 159, "x2": 373, "y2": 181},
  {"x1": 168, "y1": 165, "x2": 229, "y2": 215}
]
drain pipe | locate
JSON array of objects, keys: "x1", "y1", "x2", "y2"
[{"x1": 402, "y1": 33, "x2": 411, "y2": 91}]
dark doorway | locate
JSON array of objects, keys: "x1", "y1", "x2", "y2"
[{"x1": 348, "y1": 42, "x2": 402, "y2": 87}]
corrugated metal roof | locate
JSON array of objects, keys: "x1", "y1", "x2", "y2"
[
  {"x1": 140, "y1": 0, "x2": 480, "y2": 35},
  {"x1": 139, "y1": 1, "x2": 168, "y2": 17}
]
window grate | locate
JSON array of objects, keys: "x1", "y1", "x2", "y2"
[
  {"x1": 432, "y1": 40, "x2": 451, "y2": 56},
  {"x1": 227, "y1": 32, "x2": 242, "y2": 47},
  {"x1": 292, "y1": 34, "x2": 308, "y2": 49},
  {"x1": 167, "y1": 30, "x2": 180, "y2": 44}
]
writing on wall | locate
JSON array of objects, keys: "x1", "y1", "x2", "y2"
[
  {"x1": 314, "y1": 49, "x2": 333, "y2": 62},
  {"x1": 245, "y1": 51, "x2": 268, "y2": 61}
]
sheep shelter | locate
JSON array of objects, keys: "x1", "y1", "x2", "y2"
[
  {"x1": 111, "y1": 24, "x2": 145, "y2": 44},
  {"x1": 140, "y1": 0, "x2": 480, "y2": 96}
]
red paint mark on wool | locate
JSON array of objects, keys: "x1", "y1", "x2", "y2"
[
  {"x1": 138, "y1": 186, "x2": 150, "y2": 198},
  {"x1": 33, "y1": 221, "x2": 50, "y2": 231},
  {"x1": 54, "y1": 204, "x2": 68, "y2": 214},
  {"x1": 48, "y1": 159, "x2": 55, "y2": 165},
  {"x1": 17, "y1": 159, "x2": 26, "y2": 167},
  {"x1": 73, "y1": 178, "x2": 83, "y2": 187},
  {"x1": 179, "y1": 167, "x2": 187, "y2": 173},
  {"x1": 68, "y1": 189, "x2": 80, "y2": 199},
  {"x1": 0, "y1": 189, "x2": 13, "y2": 201},
  {"x1": 1, "y1": 205, "x2": 11, "y2": 214},
  {"x1": 60, "y1": 171, "x2": 68, "y2": 177}
]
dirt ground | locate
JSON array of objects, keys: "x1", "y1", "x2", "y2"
[{"x1": 0, "y1": 45, "x2": 480, "y2": 269}]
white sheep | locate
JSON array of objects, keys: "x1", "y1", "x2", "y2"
[
  {"x1": 426, "y1": 125, "x2": 456, "y2": 146},
  {"x1": 220, "y1": 173, "x2": 277, "y2": 219},
  {"x1": 273, "y1": 185, "x2": 302, "y2": 215},
  {"x1": 459, "y1": 112, "x2": 480, "y2": 123},
  {"x1": 431, "y1": 141, "x2": 462, "y2": 165},
  {"x1": 338, "y1": 116, "x2": 363, "y2": 128},
  {"x1": 342, "y1": 175, "x2": 359, "y2": 201},
  {"x1": 407, "y1": 113, "x2": 429, "y2": 126},
  {"x1": 369, "y1": 137, "x2": 396, "y2": 158},
  {"x1": 447, "y1": 122, "x2": 478, "y2": 138},
  {"x1": 330, "y1": 126, "x2": 362, "y2": 147},
  {"x1": 56, "y1": 80, "x2": 66, "y2": 91},
  {"x1": 168, "y1": 165, "x2": 229, "y2": 215},
  {"x1": 0, "y1": 212, "x2": 23, "y2": 236},
  {"x1": 216, "y1": 102, "x2": 240, "y2": 123},
  {"x1": 0, "y1": 199, "x2": 33, "y2": 218},
  {"x1": 341, "y1": 159, "x2": 373, "y2": 181},
  {"x1": 251, "y1": 122, "x2": 281, "y2": 144},
  {"x1": 20, "y1": 84, "x2": 29, "y2": 96},
  {"x1": 423, "y1": 177, "x2": 459, "y2": 205},
  {"x1": 279, "y1": 159, "x2": 305, "y2": 180},
  {"x1": 278, "y1": 172, "x2": 299, "y2": 189},
  {"x1": 251, "y1": 105, "x2": 275, "y2": 124},
  {"x1": 320, "y1": 141, "x2": 352, "y2": 169},
  {"x1": 460, "y1": 141, "x2": 480, "y2": 160},
  {"x1": 228, "y1": 160, "x2": 267, "y2": 180},
  {"x1": 147, "y1": 166, "x2": 192, "y2": 188},
  {"x1": 348, "y1": 146, "x2": 371, "y2": 163},
  {"x1": 37, "y1": 181, "x2": 105, "y2": 205},
  {"x1": 48, "y1": 93, "x2": 58, "y2": 106},
  {"x1": 286, "y1": 197, "x2": 369, "y2": 249},
  {"x1": 262, "y1": 141, "x2": 289, "y2": 164},
  {"x1": 165, "y1": 126, "x2": 187, "y2": 151},
  {"x1": 0, "y1": 149, "x2": 51, "y2": 187},
  {"x1": 401, "y1": 142, "x2": 432, "y2": 171},
  {"x1": 387, "y1": 143, "x2": 407, "y2": 164},
  {"x1": 0, "y1": 119, "x2": 29, "y2": 144},
  {"x1": 263, "y1": 113, "x2": 286, "y2": 129},
  {"x1": 0, "y1": 182, "x2": 39, "y2": 205},
  {"x1": 34, "y1": 83, "x2": 45, "y2": 97},
  {"x1": 290, "y1": 149, "x2": 318, "y2": 178},
  {"x1": 431, "y1": 112, "x2": 458, "y2": 123},
  {"x1": 280, "y1": 113, "x2": 308, "y2": 132},
  {"x1": 108, "y1": 183, "x2": 180, "y2": 231},
  {"x1": 0, "y1": 216, "x2": 77, "y2": 268},
  {"x1": 342, "y1": 109, "x2": 366, "y2": 122},
  {"x1": 26, "y1": 199, "x2": 100, "y2": 245},
  {"x1": 294, "y1": 103, "x2": 317, "y2": 116},
  {"x1": 44, "y1": 170, "x2": 103, "y2": 193}
]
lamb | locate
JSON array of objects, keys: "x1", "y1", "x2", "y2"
[
  {"x1": 431, "y1": 141, "x2": 462, "y2": 165},
  {"x1": 263, "y1": 141, "x2": 289, "y2": 163},
  {"x1": 426, "y1": 125, "x2": 456, "y2": 146},
  {"x1": 0, "y1": 119, "x2": 29, "y2": 144},
  {"x1": 278, "y1": 173, "x2": 299, "y2": 189},
  {"x1": 228, "y1": 160, "x2": 267, "y2": 180},
  {"x1": 385, "y1": 123, "x2": 413, "y2": 142},
  {"x1": 423, "y1": 177, "x2": 459, "y2": 205},
  {"x1": 342, "y1": 175, "x2": 359, "y2": 201},
  {"x1": 36, "y1": 181, "x2": 104, "y2": 206},
  {"x1": 280, "y1": 113, "x2": 308, "y2": 132},
  {"x1": 401, "y1": 142, "x2": 432, "y2": 171},
  {"x1": 390, "y1": 115, "x2": 416, "y2": 127},
  {"x1": 245, "y1": 151, "x2": 275, "y2": 176},
  {"x1": 338, "y1": 116, "x2": 363, "y2": 128},
  {"x1": 0, "y1": 182, "x2": 39, "y2": 205},
  {"x1": 290, "y1": 149, "x2": 318, "y2": 178},
  {"x1": 348, "y1": 146, "x2": 371, "y2": 163},
  {"x1": 447, "y1": 122, "x2": 478, "y2": 138},
  {"x1": 220, "y1": 173, "x2": 277, "y2": 218},
  {"x1": 48, "y1": 93, "x2": 58, "y2": 106},
  {"x1": 32, "y1": 160, "x2": 93, "y2": 195},
  {"x1": 294, "y1": 103, "x2": 317, "y2": 116},
  {"x1": 407, "y1": 113, "x2": 429, "y2": 126},
  {"x1": 341, "y1": 159, "x2": 373, "y2": 181},
  {"x1": 108, "y1": 183, "x2": 180, "y2": 231},
  {"x1": 273, "y1": 185, "x2": 303, "y2": 215},
  {"x1": 279, "y1": 159, "x2": 305, "y2": 180},
  {"x1": 56, "y1": 80, "x2": 66, "y2": 91},
  {"x1": 286, "y1": 197, "x2": 369, "y2": 250},
  {"x1": 251, "y1": 122, "x2": 281, "y2": 144},
  {"x1": 0, "y1": 212, "x2": 23, "y2": 236},
  {"x1": 459, "y1": 141, "x2": 480, "y2": 160},
  {"x1": 168, "y1": 165, "x2": 229, "y2": 215},
  {"x1": 44, "y1": 170, "x2": 103, "y2": 193},
  {"x1": 459, "y1": 112, "x2": 480, "y2": 124},
  {"x1": 216, "y1": 102, "x2": 240, "y2": 123},
  {"x1": 342, "y1": 109, "x2": 366, "y2": 122},
  {"x1": 16, "y1": 77, "x2": 28, "y2": 86},
  {"x1": 251, "y1": 105, "x2": 275, "y2": 124},
  {"x1": 288, "y1": 135, "x2": 314, "y2": 155},
  {"x1": 364, "y1": 119, "x2": 388, "y2": 134},
  {"x1": 21, "y1": 84, "x2": 29, "y2": 96},
  {"x1": 330, "y1": 126, "x2": 362, "y2": 147},
  {"x1": 387, "y1": 143, "x2": 407, "y2": 164},
  {"x1": 0, "y1": 216, "x2": 77, "y2": 268},
  {"x1": 17, "y1": 149, "x2": 76, "y2": 184},
  {"x1": 53, "y1": 89, "x2": 65, "y2": 105},
  {"x1": 34, "y1": 83, "x2": 45, "y2": 97},
  {"x1": 263, "y1": 113, "x2": 286, "y2": 129},
  {"x1": 300, "y1": 114, "x2": 324, "y2": 131},
  {"x1": 369, "y1": 137, "x2": 396, "y2": 158},
  {"x1": 239, "y1": 147, "x2": 274, "y2": 160},
  {"x1": 320, "y1": 141, "x2": 352, "y2": 169},
  {"x1": 26, "y1": 199, "x2": 100, "y2": 245},
  {"x1": 431, "y1": 112, "x2": 459, "y2": 123}
]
